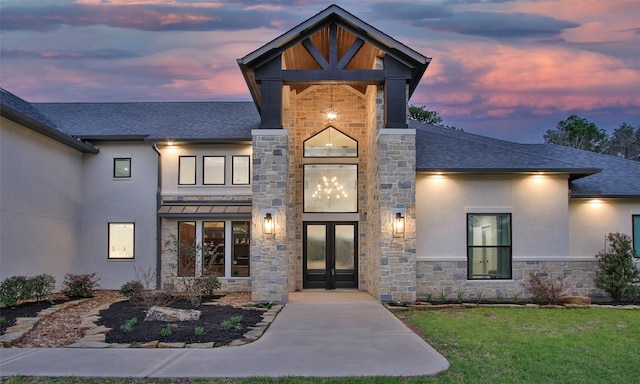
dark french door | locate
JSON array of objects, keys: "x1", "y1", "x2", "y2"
[{"x1": 303, "y1": 222, "x2": 358, "y2": 289}]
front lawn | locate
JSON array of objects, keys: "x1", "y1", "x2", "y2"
[
  {"x1": 4, "y1": 308, "x2": 640, "y2": 383},
  {"x1": 402, "y1": 307, "x2": 640, "y2": 383}
]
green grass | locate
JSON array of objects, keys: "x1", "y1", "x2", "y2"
[{"x1": 3, "y1": 308, "x2": 640, "y2": 384}]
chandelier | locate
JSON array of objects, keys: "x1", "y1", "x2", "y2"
[{"x1": 311, "y1": 176, "x2": 348, "y2": 201}]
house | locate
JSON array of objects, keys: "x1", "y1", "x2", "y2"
[{"x1": 1, "y1": 5, "x2": 639, "y2": 303}]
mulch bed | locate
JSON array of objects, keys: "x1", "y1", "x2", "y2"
[
  {"x1": 96, "y1": 299, "x2": 265, "y2": 345},
  {"x1": 0, "y1": 299, "x2": 67, "y2": 335}
]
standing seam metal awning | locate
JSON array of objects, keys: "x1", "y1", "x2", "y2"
[{"x1": 158, "y1": 205, "x2": 252, "y2": 216}]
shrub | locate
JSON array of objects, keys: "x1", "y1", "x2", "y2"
[
  {"x1": 120, "y1": 317, "x2": 138, "y2": 333},
  {"x1": 160, "y1": 325, "x2": 172, "y2": 337},
  {"x1": 221, "y1": 315, "x2": 243, "y2": 330},
  {"x1": 595, "y1": 232, "x2": 640, "y2": 301},
  {"x1": 198, "y1": 275, "x2": 221, "y2": 297},
  {"x1": 62, "y1": 273, "x2": 100, "y2": 298},
  {"x1": 0, "y1": 276, "x2": 32, "y2": 307},
  {"x1": 29, "y1": 274, "x2": 55, "y2": 302},
  {"x1": 120, "y1": 281, "x2": 144, "y2": 300},
  {"x1": 524, "y1": 269, "x2": 572, "y2": 304},
  {"x1": 194, "y1": 326, "x2": 205, "y2": 335}
]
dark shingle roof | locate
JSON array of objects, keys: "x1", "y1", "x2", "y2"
[
  {"x1": 35, "y1": 102, "x2": 259, "y2": 141},
  {"x1": 413, "y1": 121, "x2": 640, "y2": 198},
  {"x1": 1, "y1": 88, "x2": 98, "y2": 153}
]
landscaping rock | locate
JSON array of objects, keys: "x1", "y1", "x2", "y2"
[
  {"x1": 144, "y1": 306, "x2": 201, "y2": 322},
  {"x1": 558, "y1": 296, "x2": 592, "y2": 305}
]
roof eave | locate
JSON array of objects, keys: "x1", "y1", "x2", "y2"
[
  {"x1": 417, "y1": 168, "x2": 602, "y2": 176},
  {"x1": 1, "y1": 106, "x2": 99, "y2": 154}
]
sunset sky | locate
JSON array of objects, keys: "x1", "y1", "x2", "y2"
[{"x1": 1, "y1": 0, "x2": 638, "y2": 142}]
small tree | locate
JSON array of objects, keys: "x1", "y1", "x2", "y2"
[{"x1": 595, "y1": 233, "x2": 640, "y2": 301}]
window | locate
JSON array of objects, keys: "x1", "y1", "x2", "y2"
[
  {"x1": 108, "y1": 223, "x2": 134, "y2": 259},
  {"x1": 304, "y1": 127, "x2": 357, "y2": 157},
  {"x1": 113, "y1": 158, "x2": 131, "y2": 178},
  {"x1": 179, "y1": 156, "x2": 196, "y2": 185},
  {"x1": 178, "y1": 221, "x2": 196, "y2": 276},
  {"x1": 203, "y1": 156, "x2": 225, "y2": 185},
  {"x1": 203, "y1": 222, "x2": 225, "y2": 276},
  {"x1": 467, "y1": 214, "x2": 512, "y2": 279},
  {"x1": 232, "y1": 156, "x2": 250, "y2": 185},
  {"x1": 174, "y1": 220, "x2": 250, "y2": 278},
  {"x1": 304, "y1": 164, "x2": 358, "y2": 213},
  {"x1": 634, "y1": 215, "x2": 640, "y2": 257}
]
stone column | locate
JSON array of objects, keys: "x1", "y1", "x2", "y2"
[
  {"x1": 251, "y1": 129, "x2": 289, "y2": 303},
  {"x1": 377, "y1": 129, "x2": 417, "y2": 302}
]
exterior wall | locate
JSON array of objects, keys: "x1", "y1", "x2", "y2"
[
  {"x1": 251, "y1": 130, "x2": 289, "y2": 302},
  {"x1": 416, "y1": 260, "x2": 604, "y2": 300},
  {"x1": 0, "y1": 117, "x2": 84, "y2": 288},
  {"x1": 415, "y1": 173, "x2": 586, "y2": 299},
  {"x1": 156, "y1": 143, "x2": 253, "y2": 292},
  {"x1": 157, "y1": 143, "x2": 252, "y2": 200},
  {"x1": 569, "y1": 198, "x2": 640, "y2": 257},
  {"x1": 78, "y1": 141, "x2": 158, "y2": 289},
  {"x1": 283, "y1": 85, "x2": 370, "y2": 292}
]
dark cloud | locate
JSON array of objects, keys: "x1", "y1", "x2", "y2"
[
  {"x1": 369, "y1": 2, "x2": 453, "y2": 20},
  {"x1": 0, "y1": 3, "x2": 298, "y2": 32},
  {"x1": 416, "y1": 11, "x2": 580, "y2": 39},
  {"x1": 1, "y1": 49, "x2": 137, "y2": 60}
]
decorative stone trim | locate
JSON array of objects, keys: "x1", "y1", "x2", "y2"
[
  {"x1": 385, "y1": 302, "x2": 640, "y2": 312},
  {"x1": 0, "y1": 298, "x2": 89, "y2": 348},
  {"x1": 66, "y1": 300, "x2": 284, "y2": 348}
]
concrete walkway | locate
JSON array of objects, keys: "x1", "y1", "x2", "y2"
[{"x1": 0, "y1": 291, "x2": 449, "y2": 378}]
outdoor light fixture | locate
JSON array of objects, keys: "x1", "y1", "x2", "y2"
[
  {"x1": 393, "y1": 211, "x2": 405, "y2": 238},
  {"x1": 324, "y1": 84, "x2": 340, "y2": 122},
  {"x1": 263, "y1": 212, "x2": 274, "y2": 236}
]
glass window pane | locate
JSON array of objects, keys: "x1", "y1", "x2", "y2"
[
  {"x1": 304, "y1": 164, "x2": 357, "y2": 213},
  {"x1": 232, "y1": 156, "x2": 250, "y2": 185},
  {"x1": 178, "y1": 221, "x2": 196, "y2": 277},
  {"x1": 179, "y1": 156, "x2": 196, "y2": 185},
  {"x1": 232, "y1": 222, "x2": 250, "y2": 277},
  {"x1": 335, "y1": 225, "x2": 355, "y2": 269},
  {"x1": 468, "y1": 214, "x2": 510, "y2": 246},
  {"x1": 108, "y1": 223, "x2": 134, "y2": 259},
  {"x1": 304, "y1": 127, "x2": 357, "y2": 157},
  {"x1": 203, "y1": 222, "x2": 225, "y2": 277},
  {"x1": 114, "y1": 158, "x2": 131, "y2": 178},
  {"x1": 306, "y1": 225, "x2": 327, "y2": 270},
  {"x1": 468, "y1": 213, "x2": 511, "y2": 279},
  {"x1": 203, "y1": 156, "x2": 225, "y2": 185}
]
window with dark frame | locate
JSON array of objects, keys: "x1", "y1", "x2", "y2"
[
  {"x1": 178, "y1": 156, "x2": 197, "y2": 185},
  {"x1": 467, "y1": 213, "x2": 512, "y2": 279},
  {"x1": 113, "y1": 158, "x2": 131, "y2": 178},
  {"x1": 108, "y1": 223, "x2": 135, "y2": 259},
  {"x1": 203, "y1": 156, "x2": 225, "y2": 185},
  {"x1": 232, "y1": 156, "x2": 250, "y2": 185},
  {"x1": 633, "y1": 215, "x2": 640, "y2": 258},
  {"x1": 203, "y1": 221, "x2": 225, "y2": 276}
]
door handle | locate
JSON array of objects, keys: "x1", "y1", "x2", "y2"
[{"x1": 331, "y1": 269, "x2": 335, "y2": 276}]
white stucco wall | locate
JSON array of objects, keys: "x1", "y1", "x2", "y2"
[
  {"x1": 416, "y1": 173, "x2": 570, "y2": 261},
  {"x1": 78, "y1": 141, "x2": 158, "y2": 289},
  {"x1": 569, "y1": 198, "x2": 640, "y2": 257},
  {"x1": 157, "y1": 143, "x2": 252, "y2": 199},
  {"x1": 0, "y1": 117, "x2": 85, "y2": 287}
]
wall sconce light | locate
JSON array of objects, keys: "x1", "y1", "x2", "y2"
[
  {"x1": 263, "y1": 212, "x2": 274, "y2": 236},
  {"x1": 392, "y1": 211, "x2": 405, "y2": 238}
]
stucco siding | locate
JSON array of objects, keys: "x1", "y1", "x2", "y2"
[
  {"x1": 0, "y1": 117, "x2": 84, "y2": 287},
  {"x1": 79, "y1": 141, "x2": 158, "y2": 289},
  {"x1": 569, "y1": 198, "x2": 640, "y2": 258}
]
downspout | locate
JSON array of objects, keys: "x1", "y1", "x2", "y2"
[{"x1": 152, "y1": 143, "x2": 162, "y2": 290}]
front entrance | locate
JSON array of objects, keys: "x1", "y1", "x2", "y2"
[{"x1": 303, "y1": 222, "x2": 358, "y2": 289}]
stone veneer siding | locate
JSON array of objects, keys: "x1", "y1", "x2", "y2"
[
  {"x1": 377, "y1": 129, "x2": 417, "y2": 302},
  {"x1": 251, "y1": 130, "x2": 289, "y2": 303},
  {"x1": 416, "y1": 260, "x2": 607, "y2": 300}
]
